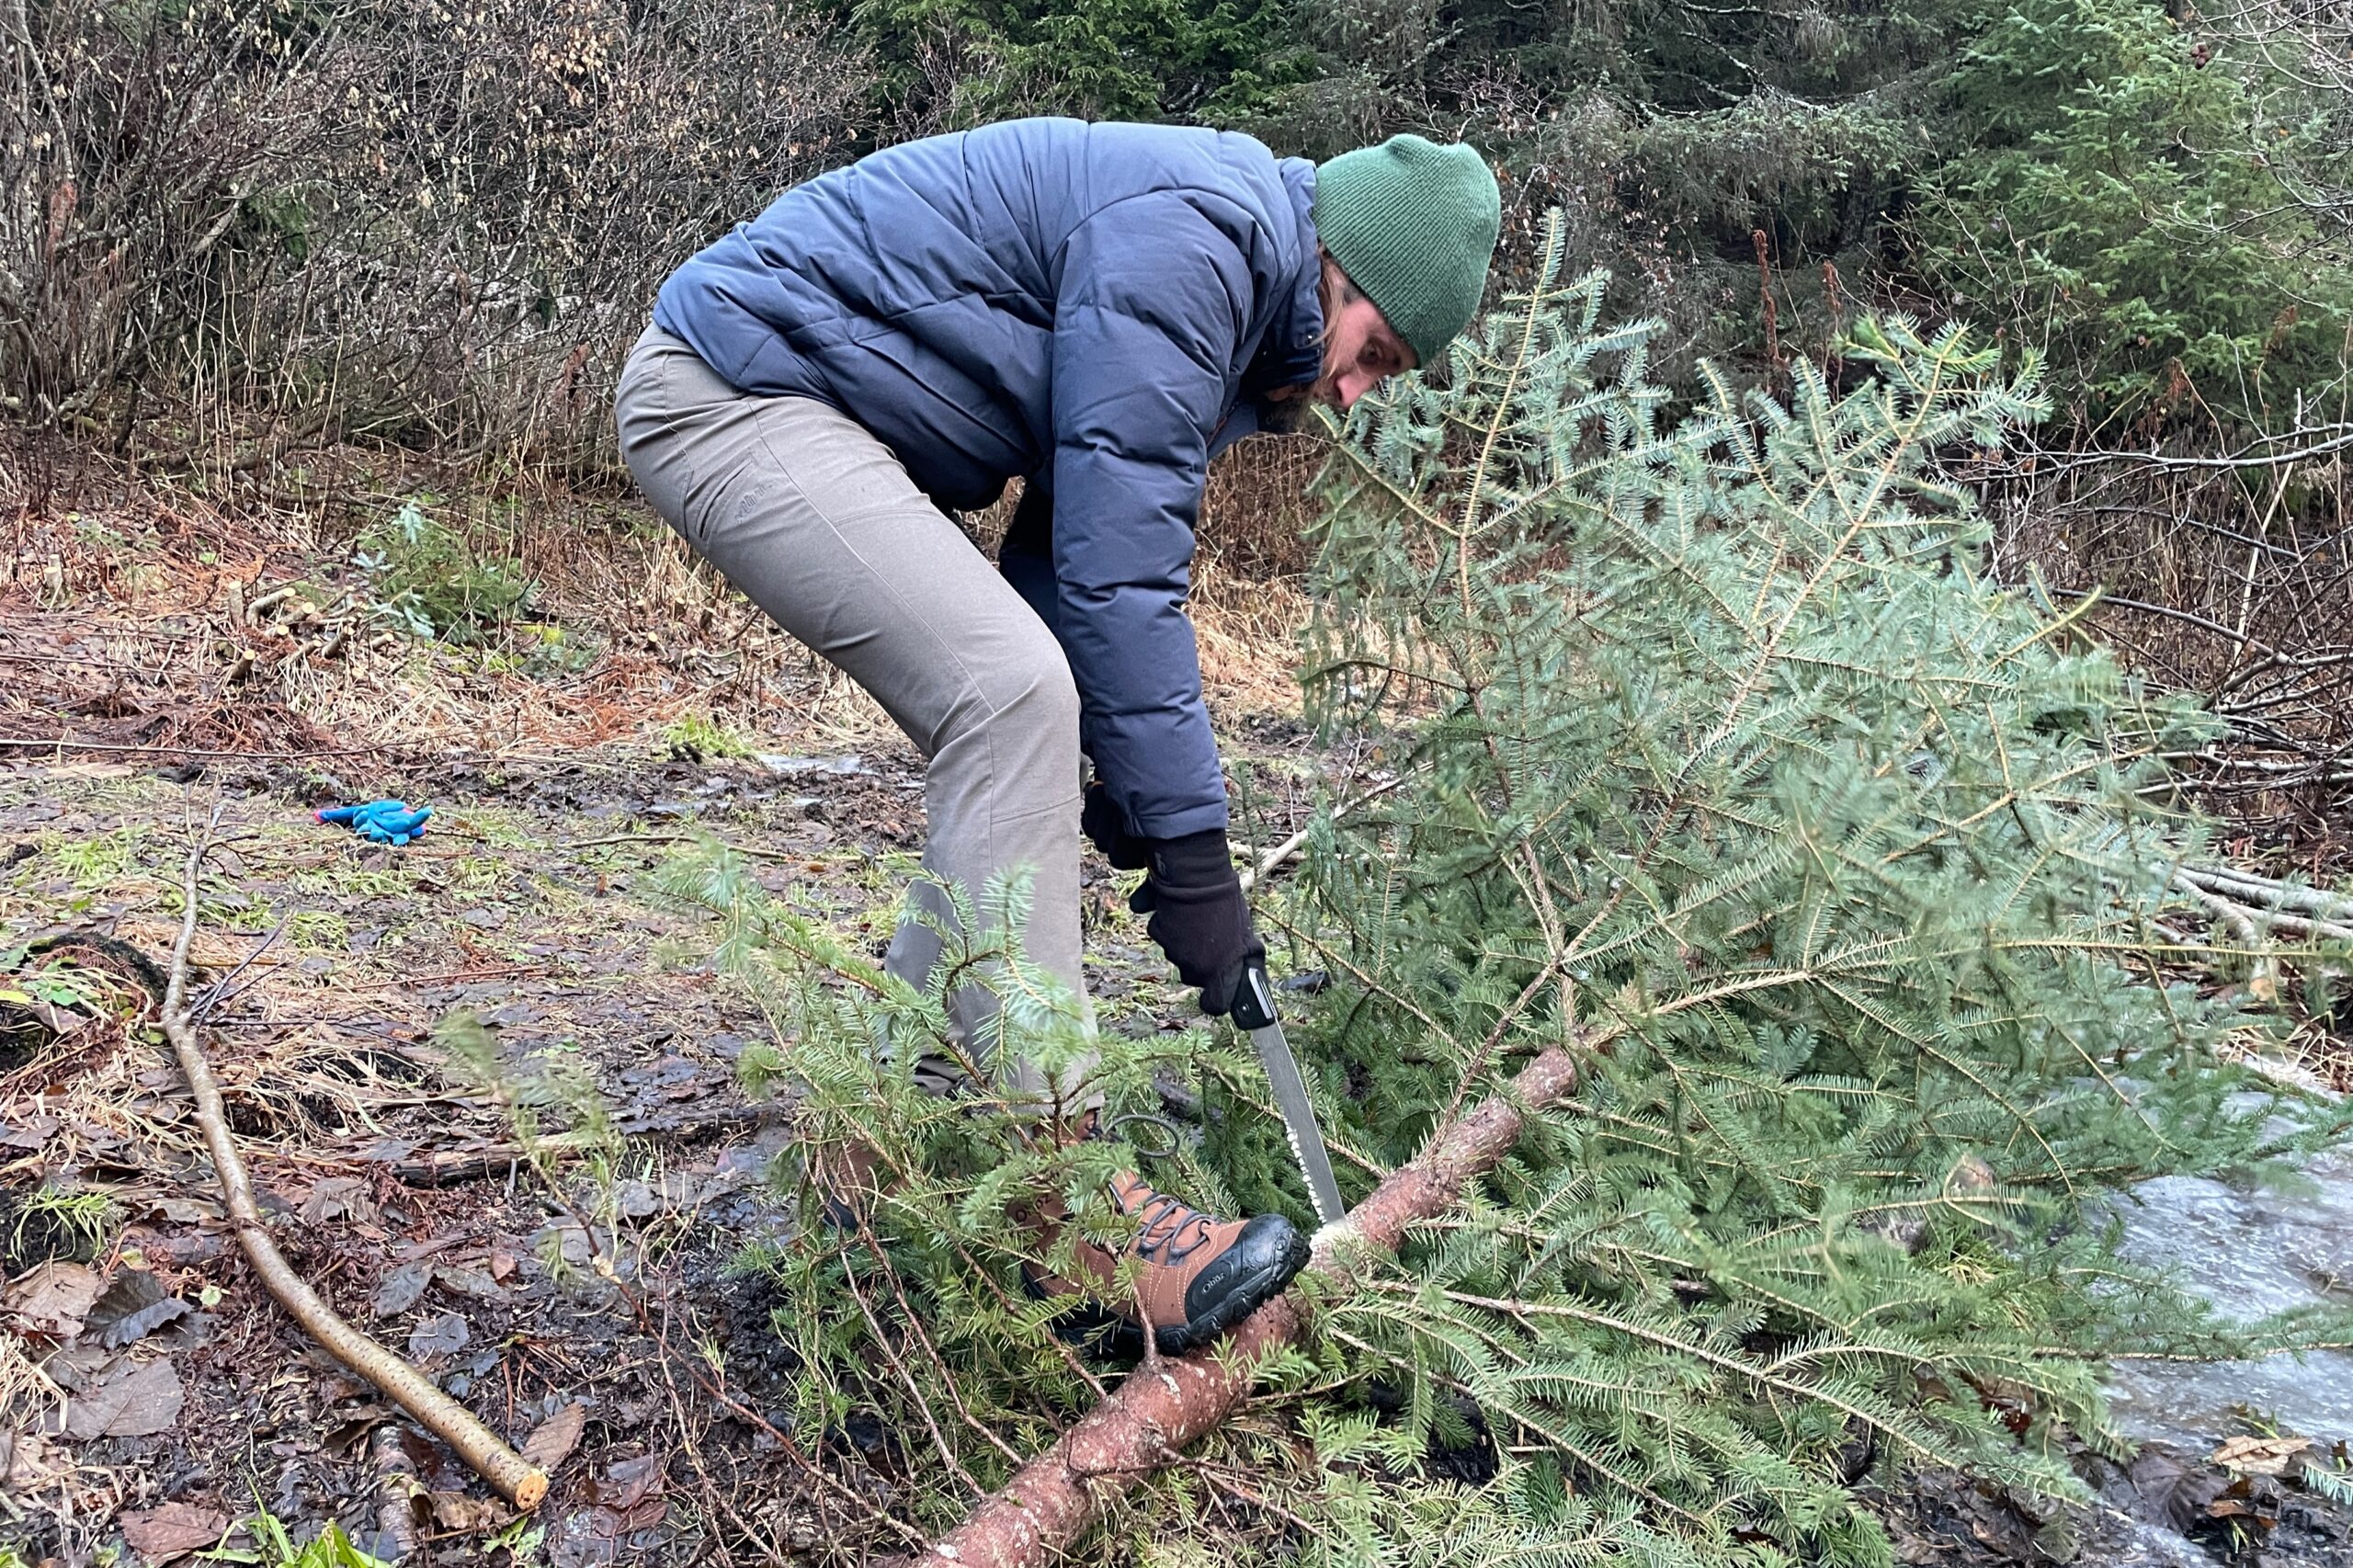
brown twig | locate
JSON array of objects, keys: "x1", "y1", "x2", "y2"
[
  {"x1": 648, "y1": 1293, "x2": 796, "y2": 1566},
  {"x1": 1752, "y1": 228, "x2": 1781, "y2": 386},
  {"x1": 1236, "y1": 775, "x2": 1407, "y2": 892},
  {"x1": 161, "y1": 803, "x2": 550, "y2": 1509},
  {"x1": 839, "y1": 1256, "x2": 986, "y2": 1498},
  {"x1": 391, "y1": 1103, "x2": 779, "y2": 1187},
  {"x1": 0, "y1": 736, "x2": 382, "y2": 760}
]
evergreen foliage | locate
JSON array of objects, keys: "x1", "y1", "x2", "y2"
[
  {"x1": 835, "y1": 0, "x2": 1304, "y2": 129},
  {"x1": 664, "y1": 218, "x2": 2352, "y2": 1564},
  {"x1": 1913, "y1": 0, "x2": 2353, "y2": 422},
  {"x1": 821, "y1": 0, "x2": 2349, "y2": 432},
  {"x1": 1277, "y1": 212, "x2": 2353, "y2": 1556}
]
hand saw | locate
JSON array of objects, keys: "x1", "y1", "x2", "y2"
[{"x1": 1229, "y1": 960, "x2": 1346, "y2": 1227}]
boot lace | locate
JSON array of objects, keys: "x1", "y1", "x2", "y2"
[{"x1": 1126, "y1": 1189, "x2": 1216, "y2": 1264}]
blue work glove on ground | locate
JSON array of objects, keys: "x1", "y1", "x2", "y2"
[{"x1": 315, "y1": 800, "x2": 433, "y2": 846}]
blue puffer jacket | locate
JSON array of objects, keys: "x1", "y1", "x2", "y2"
[{"x1": 653, "y1": 118, "x2": 1324, "y2": 840}]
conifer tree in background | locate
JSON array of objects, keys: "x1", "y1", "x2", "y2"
[
  {"x1": 671, "y1": 216, "x2": 2350, "y2": 1566},
  {"x1": 1914, "y1": 0, "x2": 2353, "y2": 424}
]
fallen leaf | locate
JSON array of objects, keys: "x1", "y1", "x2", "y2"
[
  {"x1": 428, "y1": 1492, "x2": 508, "y2": 1531},
  {"x1": 4, "y1": 1430, "x2": 67, "y2": 1489},
  {"x1": 486, "y1": 1248, "x2": 517, "y2": 1282},
  {"x1": 0, "y1": 995, "x2": 85, "y2": 1042},
  {"x1": 520, "y1": 1402, "x2": 587, "y2": 1473},
  {"x1": 120, "y1": 1500, "x2": 229, "y2": 1561},
  {"x1": 551, "y1": 1503, "x2": 631, "y2": 1568},
  {"x1": 322, "y1": 1408, "x2": 389, "y2": 1458},
  {"x1": 6, "y1": 1261, "x2": 104, "y2": 1339},
  {"x1": 2211, "y1": 1434, "x2": 2313, "y2": 1476},
  {"x1": 139, "y1": 1198, "x2": 225, "y2": 1225},
  {"x1": 372, "y1": 1260, "x2": 432, "y2": 1318},
  {"x1": 298, "y1": 1176, "x2": 379, "y2": 1225},
  {"x1": 85, "y1": 1270, "x2": 191, "y2": 1349},
  {"x1": 63, "y1": 1356, "x2": 184, "y2": 1439},
  {"x1": 392, "y1": 1231, "x2": 469, "y2": 1264},
  {"x1": 407, "y1": 1312, "x2": 470, "y2": 1358},
  {"x1": 2117, "y1": 1444, "x2": 2224, "y2": 1532},
  {"x1": 0, "y1": 1111, "x2": 62, "y2": 1150},
  {"x1": 594, "y1": 1451, "x2": 663, "y2": 1512}
]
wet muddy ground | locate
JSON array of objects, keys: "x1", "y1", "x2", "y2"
[
  {"x1": 1867, "y1": 1141, "x2": 2353, "y2": 1566},
  {"x1": 0, "y1": 728, "x2": 1353, "y2": 1565},
  {"x1": 9, "y1": 748, "x2": 2353, "y2": 1567}
]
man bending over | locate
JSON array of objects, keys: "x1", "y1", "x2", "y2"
[{"x1": 618, "y1": 117, "x2": 1499, "y2": 1352}]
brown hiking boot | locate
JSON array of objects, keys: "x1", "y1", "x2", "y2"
[{"x1": 1027, "y1": 1168, "x2": 1311, "y2": 1355}]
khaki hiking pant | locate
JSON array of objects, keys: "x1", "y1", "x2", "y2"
[{"x1": 615, "y1": 325, "x2": 1096, "y2": 1107}]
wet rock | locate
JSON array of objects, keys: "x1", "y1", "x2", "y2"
[{"x1": 2102, "y1": 1148, "x2": 2353, "y2": 1449}]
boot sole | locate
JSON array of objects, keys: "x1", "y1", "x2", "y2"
[{"x1": 1150, "y1": 1224, "x2": 1313, "y2": 1357}]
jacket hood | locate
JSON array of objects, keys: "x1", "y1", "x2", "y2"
[{"x1": 1255, "y1": 160, "x2": 1326, "y2": 393}]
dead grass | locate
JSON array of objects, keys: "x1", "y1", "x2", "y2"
[{"x1": 2, "y1": 430, "x2": 1321, "y2": 779}]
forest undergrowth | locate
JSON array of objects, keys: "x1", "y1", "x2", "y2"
[{"x1": 8, "y1": 226, "x2": 2353, "y2": 1560}]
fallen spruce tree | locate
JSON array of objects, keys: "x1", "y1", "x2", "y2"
[{"x1": 667, "y1": 217, "x2": 2353, "y2": 1566}]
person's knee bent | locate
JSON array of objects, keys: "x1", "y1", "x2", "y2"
[{"x1": 970, "y1": 630, "x2": 1081, "y2": 790}]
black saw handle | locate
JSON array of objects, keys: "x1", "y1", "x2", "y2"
[{"x1": 1228, "y1": 959, "x2": 1279, "y2": 1030}]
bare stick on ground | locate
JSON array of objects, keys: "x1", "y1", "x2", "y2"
[
  {"x1": 903, "y1": 1043, "x2": 1583, "y2": 1568},
  {"x1": 161, "y1": 807, "x2": 550, "y2": 1510},
  {"x1": 1238, "y1": 776, "x2": 1407, "y2": 892}
]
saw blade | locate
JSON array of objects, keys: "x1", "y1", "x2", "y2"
[{"x1": 1245, "y1": 1017, "x2": 1347, "y2": 1228}]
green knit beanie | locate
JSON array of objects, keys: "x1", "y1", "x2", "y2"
[{"x1": 1313, "y1": 135, "x2": 1501, "y2": 367}]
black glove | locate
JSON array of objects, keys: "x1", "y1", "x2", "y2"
[
  {"x1": 1131, "y1": 828, "x2": 1263, "y2": 1017},
  {"x1": 1079, "y1": 782, "x2": 1152, "y2": 871}
]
